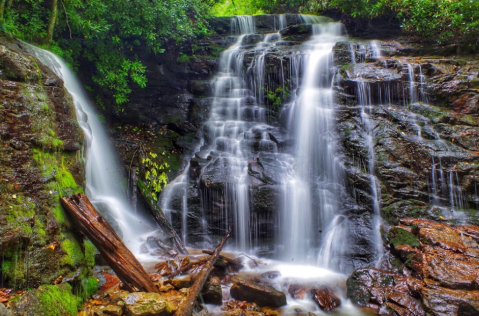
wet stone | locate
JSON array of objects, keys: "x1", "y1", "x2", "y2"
[
  {"x1": 201, "y1": 276, "x2": 223, "y2": 305},
  {"x1": 230, "y1": 278, "x2": 287, "y2": 308},
  {"x1": 123, "y1": 292, "x2": 174, "y2": 316},
  {"x1": 310, "y1": 288, "x2": 341, "y2": 311}
]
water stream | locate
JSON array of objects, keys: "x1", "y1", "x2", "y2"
[{"x1": 23, "y1": 43, "x2": 158, "y2": 257}]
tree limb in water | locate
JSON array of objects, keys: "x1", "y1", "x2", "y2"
[
  {"x1": 60, "y1": 193, "x2": 159, "y2": 293},
  {"x1": 174, "y1": 228, "x2": 232, "y2": 316}
]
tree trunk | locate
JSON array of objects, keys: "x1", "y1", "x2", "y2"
[
  {"x1": 0, "y1": 0, "x2": 6, "y2": 21},
  {"x1": 45, "y1": 0, "x2": 58, "y2": 44},
  {"x1": 60, "y1": 193, "x2": 159, "y2": 293},
  {"x1": 174, "y1": 228, "x2": 231, "y2": 316}
]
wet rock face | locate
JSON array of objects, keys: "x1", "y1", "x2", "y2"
[
  {"x1": 0, "y1": 38, "x2": 88, "y2": 290},
  {"x1": 334, "y1": 41, "x2": 479, "y2": 225},
  {"x1": 348, "y1": 219, "x2": 479, "y2": 316}
]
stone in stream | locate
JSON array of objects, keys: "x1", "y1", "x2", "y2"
[
  {"x1": 100, "y1": 304, "x2": 124, "y2": 316},
  {"x1": 310, "y1": 288, "x2": 341, "y2": 311},
  {"x1": 201, "y1": 276, "x2": 223, "y2": 305},
  {"x1": 230, "y1": 278, "x2": 287, "y2": 308},
  {"x1": 288, "y1": 284, "x2": 307, "y2": 299},
  {"x1": 123, "y1": 292, "x2": 175, "y2": 316}
]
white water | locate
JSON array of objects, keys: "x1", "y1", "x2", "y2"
[
  {"x1": 23, "y1": 43, "x2": 158, "y2": 257},
  {"x1": 356, "y1": 78, "x2": 384, "y2": 260},
  {"x1": 284, "y1": 22, "x2": 347, "y2": 264},
  {"x1": 161, "y1": 15, "x2": 383, "y2": 270}
]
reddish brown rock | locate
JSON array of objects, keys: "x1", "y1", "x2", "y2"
[
  {"x1": 230, "y1": 278, "x2": 286, "y2": 308},
  {"x1": 287, "y1": 284, "x2": 307, "y2": 299},
  {"x1": 421, "y1": 287, "x2": 479, "y2": 316},
  {"x1": 349, "y1": 220, "x2": 479, "y2": 316},
  {"x1": 310, "y1": 288, "x2": 341, "y2": 311},
  {"x1": 347, "y1": 268, "x2": 425, "y2": 316}
]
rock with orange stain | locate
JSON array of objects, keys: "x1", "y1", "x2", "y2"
[{"x1": 348, "y1": 219, "x2": 479, "y2": 316}]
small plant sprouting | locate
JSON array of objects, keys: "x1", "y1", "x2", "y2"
[{"x1": 142, "y1": 151, "x2": 169, "y2": 201}]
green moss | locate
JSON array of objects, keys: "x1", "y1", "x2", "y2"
[
  {"x1": 83, "y1": 240, "x2": 97, "y2": 268},
  {"x1": 52, "y1": 204, "x2": 66, "y2": 225},
  {"x1": 36, "y1": 284, "x2": 81, "y2": 316},
  {"x1": 79, "y1": 276, "x2": 99, "y2": 299},
  {"x1": 168, "y1": 153, "x2": 181, "y2": 171},
  {"x1": 387, "y1": 227, "x2": 420, "y2": 248},
  {"x1": 60, "y1": 236, "x2": 85, "y2": 267},
  {"x1": 33, "y1": 150, "x2": 82, "y2": 196}
]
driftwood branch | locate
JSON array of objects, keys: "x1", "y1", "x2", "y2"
[
  {"x1": 174, "y1": 228, "x2": 232, "y2": 316},
  {"x1": 60, "y1": 193, "x2": 159, "y2": 293}
]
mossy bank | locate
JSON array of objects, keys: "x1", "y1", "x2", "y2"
[{"x1": 0, "y1": 36, "x2": 96, "y2": 314}]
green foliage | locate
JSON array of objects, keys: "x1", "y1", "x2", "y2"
[
  {"x1": 83, "y1": 240, "x2": 97, "y2": 268},
  {"x1": 267, "y1": 87, "x2": 289, "y2": 109},
  {"x1": 211, "y1": 0, "x2": 306, "y2": 15},
  {"x1": 1, "y1": 0, "x2": 216, "y2": 107},
  {"x1": 319, "y1": 0, "x2": 479, "y2": 44},
  {"x1": 60, "y1": 236, "x2": 85, "y2": 267},
  {"x1": 142, "y1": 151, "x2": 169, "y2": 201}
]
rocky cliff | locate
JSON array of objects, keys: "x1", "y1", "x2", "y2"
[{"x1": 0, "y1": 36, "x2": 96, "y2": 313}]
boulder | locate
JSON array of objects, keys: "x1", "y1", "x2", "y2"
[
  {"x1": 230, "y1": 278, "x2": 286, "y2": 308},
  {"x1": 347, "y1": 268, "x2": 426, "y2": 315},
  {"x1": 348, "y1": 220, "x2": 479, "y2": 315},
  {"x1": 123, "y1": 292, "x2": 175, "y2": 316},
  {"x1": 421, "y1": 287, "x2": 479, "y2": 316},
  {"x1": 0, "y1": 303, "x2": 14, "y2": 316},
  {"x1": 288, "y1": 284, "x2": 307, "y2": 299},
  {"x1": 311, "y1": 288, "x2": 341, "y2": 311},
  {"x1": 201, "y1": 276, "x2": 223, "y2": 305}
]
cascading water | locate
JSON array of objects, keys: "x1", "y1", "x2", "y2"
[
  {"x1": 355, "y1": 78, "x2": 384, "y2": 259},
  {"x1": 161, "y1": 14, "x2": 383, "y2": 273},
  {"x1": 284, "y1": 22, "x2": 347, "y2": 264},
  {"x1": 23, "y1": 43, "x2": 157, "y2": 257}
]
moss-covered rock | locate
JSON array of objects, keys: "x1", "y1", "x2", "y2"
[
  {"x1": 10, "y1": 284, "x2": 82, "y2": 316},
  {"x1": 387, "y1": 226, "x2": 421, "y2": 249},
  {"x1": 0, "y1": 37, "x2": 92, "y2": 315}
]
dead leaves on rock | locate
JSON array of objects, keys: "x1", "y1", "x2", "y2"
[{"x1": 0, "y1": 288, "x2": 26, "y2": 303}]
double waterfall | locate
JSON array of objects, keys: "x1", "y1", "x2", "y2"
[{"x1": 22, "y1": 12, "x2": 479, "y2": 315}]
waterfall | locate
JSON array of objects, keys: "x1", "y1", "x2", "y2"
[
  {"x1": 356, "y1": 78, "x2": 384, "y2": 260},
  {"x1": 23, "y1": 43, "x2": 157, "y2": 257},
  {"x1": 284, "y1": 22, "x2": 346, "y2": 264},
  {"x1": 161, "y1": 14, "x2": 383, "y2": 272}
]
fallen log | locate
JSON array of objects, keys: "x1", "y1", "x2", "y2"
[
  {"x1": 60, "y1": 193, "x2": 159, "y2": 293},
  {"x1": 174, "y1": 228, "x2": 232, "y2": 316}
]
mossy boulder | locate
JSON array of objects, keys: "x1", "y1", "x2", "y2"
[{"x1": 9, "y1": 284, "x2": 82, "y2": 316}]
